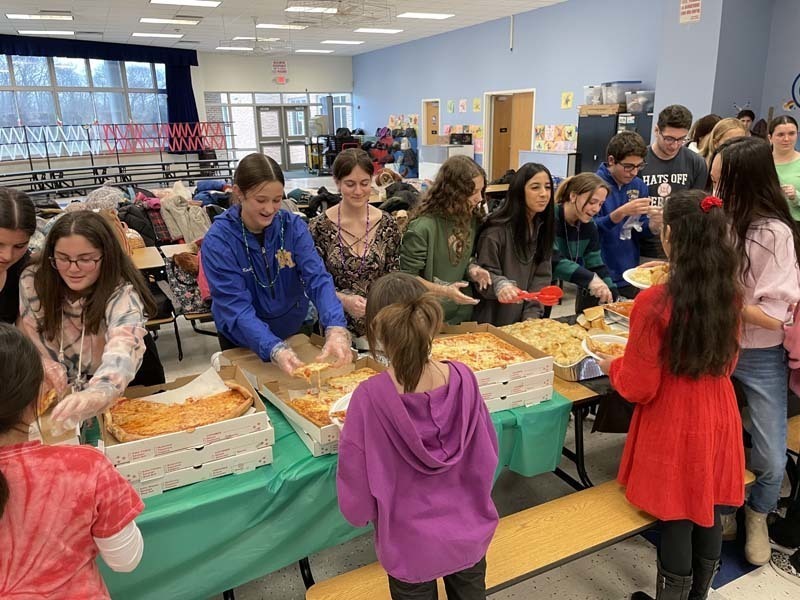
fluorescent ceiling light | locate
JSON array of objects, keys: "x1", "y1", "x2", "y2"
[
  {"x1": 140, "y1": 17, "x2": 201, "y2": 25},
  {"x1": 233, "y1": 36, "x2": 280, "y2": 41},
  {"x1": 397, "y1": 12, "x2": 454, "y2": 20},
  {"x1": 216, "y1": 46, "x2": 253, "y2": 51},
  {"x1": 149, "y1": 0, "x2": 220, "y2": 7},
  {"x1": 6, "y1": 13, "x2": 73, "y2": 21},
  {"x1": 132, "y1": 32, "x2": 184, "y2": 38},
  {"x1": 285, "y1": 6, "x2": 337, "y2": 14},
  {"x1": 257, "y1": 23, "x2": 307, "y2": 30},
  {"x1": 296, "y1": 49, "x2": 334, "y2": 54},
  {"x1": 18, "y1": 30, "x2": 75, "y2": 35},
  {"x1": 321, "y1": 40, "x2": 364, "y2": 45},
  {"x1": 354, "y1": 27, "x2": 402, "y2": 34}
]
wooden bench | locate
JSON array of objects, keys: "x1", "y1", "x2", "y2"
[{"x1": 306, "y1": 473, "x2": 756, "y2": 600}]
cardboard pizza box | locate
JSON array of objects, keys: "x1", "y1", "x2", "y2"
[
  {"x1": 101, "y1": 365, "x2": 274, "y2": 467},
  {"x1": 286, "y1": 418, "x2": 339, "y2": 457},
  {"x1": 435, "y1": 323, "x2": 554, "y2": 388},
  {"x1": 131, "y1": 446, "x2": 273, "y2": 498}
]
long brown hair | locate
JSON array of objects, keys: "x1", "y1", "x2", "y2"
[
  {"x1": 662, "y1": 190, "x2": 741, "y2": 378},
  {"x1": 233, "y1": 153, "x2": 285, "y2": 201},
  {"x1": 0, "y1": 323, "x2": 45, "y2": 518},
  {"x1": 0, "y1": 187, "x2": 36, "y2": 235},
  {"x1": 34, "y1": 212, "x2": 156, "y2": 340},
  {"x1": 366, "y1": 272, "x2": 443, "y2": 393},
  {"x1": 412, "y1": 155, "x2": 484, "y2": 223}
]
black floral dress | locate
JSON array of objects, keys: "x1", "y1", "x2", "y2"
[{"x1": 309, "y1": 211, "x2": 401, "y2": 336}]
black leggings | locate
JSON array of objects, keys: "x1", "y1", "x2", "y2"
[{"x1": 659, "y1": 507, "x2": 723, "y2": 576}]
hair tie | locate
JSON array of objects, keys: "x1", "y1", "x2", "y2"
[{"x1": 700, "y1": 196, "x2": 723, "y2": 213}]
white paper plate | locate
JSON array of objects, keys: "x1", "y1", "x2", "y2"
[
  {"x1": 581, "y1": 334, "x2": 628, "y2": 361},
  {"x1": 329, "y1": 392, "x2": 352, "y2": 430},
  {"x1": 622, "y1": 268, "x2": 651, "y2": 290}
]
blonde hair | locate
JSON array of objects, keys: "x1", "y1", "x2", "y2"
[
  {"x1": 365, "y1": 273, "x2": 444, "y2": 393},
  {"x1": 554, "y1": 173, "x2": 611, "y2": 207},
  {"x1": 701, "y1": 118, "x2": 747, "y2": 160}
]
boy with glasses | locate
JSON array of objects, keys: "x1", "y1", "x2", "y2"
[
  {"x1": 639, "y1": 104, "x2": 708, "y2": 260},
  {"x1": 596, "y1": 131, "x2": 659, "y2": 298}
]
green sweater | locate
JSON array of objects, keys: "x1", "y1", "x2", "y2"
[
  {"x1": 775, "y1": 156, "x2": 800, "y2": 221},
  {"x1": 400, "y1": 214, "x2": 477, "y2": 324},
  {"x1": 552, "y1": 204, "x2": 615, "y2": 290}
]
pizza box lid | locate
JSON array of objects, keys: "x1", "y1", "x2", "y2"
[{"x1": 100, "y1": 365, "x2": 273, "y2": 467}]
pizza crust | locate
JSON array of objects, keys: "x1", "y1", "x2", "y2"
[{"x1": 37, "y1": 389, "x2": 58, "y2": 415}]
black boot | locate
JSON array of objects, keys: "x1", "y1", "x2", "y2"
[
  {"x1": 688, "y1": 556, "x2": 720, "y2": 600},
  {"x1": 630, "y1": 561, "x2": 692, "y2": 600}
]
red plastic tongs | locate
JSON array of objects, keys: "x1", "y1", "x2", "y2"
[{"x1": 516, "y1": 285, "x2": 564, "y2": 306}]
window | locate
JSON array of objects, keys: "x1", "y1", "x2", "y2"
[
  {"x1": 93, "y1": 92, "x2": 127, "y2": 124},
  {"x1": 90, "y1": 59, "x2": 123, "y2": 88},
  {"x1": 58, "y1": 92, "x2": 93, "y2": 124},
  {"x1": 0, "y1": 91, "x2": 16, "y2": 126},
  {"x1": 15, "y1": 91, "x2": 56, "y2": 126},
  {"x1": 155, "y1": 64, "x2": 166, "y2": 90},
  {"x1": 255, "y1": 93, "x2": 280, "y2": 104},
  {"x1": 0, "y1": 56, "x2": 10, "y2": 87},
  {"x1": 125, "y1": 62, "x2": 154, "y2": 89},
  {"x1": 12, "y1": 55, "x2": 51, "y2": 87},
  {"x1": 54, "y1": 57, "x2": 89, "y2": 87},
  {"x1": 282, "y1": 93, "x2": 308, "y2": 105}
]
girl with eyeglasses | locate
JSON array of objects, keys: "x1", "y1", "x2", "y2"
[
  {"x1": 201, "y1": 153, "x2": 351, "y2": 375},
  {"x1": 0, "y1": 187, "x2": 36, "y2": 324},
  {"x1": 18, "y1": 211, "x2": 160, "y2": 432}
]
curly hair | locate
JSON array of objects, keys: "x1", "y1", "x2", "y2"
[{"x1": 606, "y1": 131, "x2": 647, "y2": 162}]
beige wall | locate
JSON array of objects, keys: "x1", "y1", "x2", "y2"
[{"x1": 191, "y1": 52, "x2": 354, "y2": 120}]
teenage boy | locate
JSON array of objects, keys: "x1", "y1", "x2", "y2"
[
  {"x1": 596, "y1": 131, "x2": 659, "y2": 298},
  {"x1": 639, "y1": 104, "x2": 708, "y2": 259}
]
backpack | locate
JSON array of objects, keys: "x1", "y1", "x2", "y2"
[
  {"x1": 118, "y1": 203, "x2": 157, "y2": 247},
  {"x1": 164, "y1": 256, "x2": 210, "y2": 315}
]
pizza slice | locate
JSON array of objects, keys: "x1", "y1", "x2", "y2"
[
  {"x1": 287, "y1": 390, "x2": 342, "y2": 428},
  {"x1": 37, "y1": 389, "x2": 58, "y2": 415},
  {"x1": 326, "y1": 368, "x2": 379, "y2": 392},
  {"x1": 292, "y1": 362, "x2": 331, "y2": 386}
]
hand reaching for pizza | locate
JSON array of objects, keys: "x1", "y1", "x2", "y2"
[
  {"x1": 341, "y1": 294, "x2": 367, "y2": 319},
  {"x1": 467, "y1": 263, "x2": 492, "y2": 291},
  {"x1": 316, "y1": 326, "x2": 353, "y2": 369},
  {"x1": 44, "y1": 362, "x2": 68, "y2": 397},
  {"x1": 443, "y1": 281, "x2": 480, "y2": 305},
  {"x1": 272, "y1": 345, "x2": 305, "y2": 376},
  {"x1": 50, "y1": 386, "x2": 116, "y2": 434}
]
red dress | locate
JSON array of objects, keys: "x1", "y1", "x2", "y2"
[{"x1": 611, "y1": 285, "x2": 745, "y2": 526}]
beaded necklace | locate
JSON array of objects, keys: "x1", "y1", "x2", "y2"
[
  {"x1": 337, "y1": 203, "x2": 370, "y2": 275},
  {"x1": 241, "y1": 214, "x2": 286, "y2": 290}
]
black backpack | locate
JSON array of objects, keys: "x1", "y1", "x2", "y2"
[{"x1": 118, "y1": 203, "x2": 157, "y2": 247}]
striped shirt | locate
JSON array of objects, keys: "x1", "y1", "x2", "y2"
[{"x1": 552, "y1": 203, "x2": 615, "y2": 290}]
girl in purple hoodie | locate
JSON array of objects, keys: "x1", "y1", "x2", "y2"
[{"x1": 337, "y1": 272, "x2": 499, "y2": 600}]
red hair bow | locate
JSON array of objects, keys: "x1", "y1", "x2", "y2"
[{"x1": 701, "y1": 196, "x2": 723, "y2": 213}]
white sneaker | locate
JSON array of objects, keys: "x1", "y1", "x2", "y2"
[
  {"x1": 721, "y1": 512, "x2": 738, "y2": 541},
  {"x1": 770, "y1": 549, "x2": 800, "y2": 586}
]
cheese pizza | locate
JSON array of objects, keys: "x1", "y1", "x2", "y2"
[
  {"x1": 586, "y1": 337, "x2": 626, "y2": 358},
  {"x1": 287, "y1": 390, "x2": 342, "y2": 428},
  {"x1": 500, "y1": 319, "x2": 588, "y2": 366},
  {"x1": 37, "y1": 389, "x2": 58, "y2": 415},
  {"x1": 292, "y1": 362, "x2": 331, "y2": 384},
  {"x1": 325, "y1": 368, "x2": 379, "y2": 392},
  {"x1": 105, "y1": 381, "x2": 254, "y2": 442},
  {"x1": 431, "y1": 332, "x2": 532, "y2": 372}
]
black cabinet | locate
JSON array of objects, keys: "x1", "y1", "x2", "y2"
[{"x1": 576, "y1": 112, "x2": 654, "y2": 174}]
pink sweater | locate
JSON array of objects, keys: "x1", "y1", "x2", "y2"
[{"x1": 742, "y1": 219, "x2": 800, "y2": 348}]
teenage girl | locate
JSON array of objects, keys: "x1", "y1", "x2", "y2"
[
  {"x1": 599, "y1": 189, "x2": 745, "y2": 600},
  {"x1": 337, "y1": 271, "x2": 499, "y2": 600},
  {"x1": 0, "y1": 324, "x2": 144, "y2": 598},
  {"x1": 0, "y1": 187, "x2": 36, "y2": 324}
]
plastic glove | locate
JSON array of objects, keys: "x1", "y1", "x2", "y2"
[
  {"x1": 441, "y1": 281, "x2": 480, "y2": 305},
  {"x1": 620, "y1": 215, "x2": 644, "y2": 240},
  {"x1": 588, "y1": 274, "x2": 613, "y2": 303},
  {"x1": 270, "y1": 343, "x2": 305, "y2": 376},
  {"x1": 50, "y1": 386, "x2": 116, "y2": 434},
  {"x1": 316, "y1": 326, "x2": 353, "y2": 368},
  {"x1": 340, "y1": 294, "x2": 367, "y2": 319},
  {"x1": 44, "y1": 362, "x2": 68, "y2": 396},
  {"x1": 496, "y1": 281, "x2": 522, "y2": 304},
  {"x1": 467, "y1": 263, "x2": 492, "y2": 291}
]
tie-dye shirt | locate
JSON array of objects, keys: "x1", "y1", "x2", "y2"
[
  {"x1": 0, "y1": 441, "x2": 143, "y2": 598},
  {"x1": 18, "y1": 265, "x2": 147, "y2": 398}
]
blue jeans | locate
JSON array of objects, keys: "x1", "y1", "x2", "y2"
[{"x1": 734, "y1": 345, "x2": 789, "y2": 514}]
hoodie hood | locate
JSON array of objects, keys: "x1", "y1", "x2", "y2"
[{"x1": 367, "y1": 362, "x2": 483, "y2": 475}]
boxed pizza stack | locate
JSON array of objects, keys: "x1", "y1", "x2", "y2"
[
  {"x1": 433, "y1": 323, "x2": 554, "y2": 413},
  {"x1": 98, "y1": 365, "x2": 275, "y2": 498}
]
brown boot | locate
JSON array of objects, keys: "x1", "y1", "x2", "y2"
[{"x1": 744, "y1": 505, "x2": 771, "y2": 565}]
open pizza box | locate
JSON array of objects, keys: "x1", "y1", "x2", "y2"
[
  {"x1": 132, "y1": 445, "x2": 274, "y2": 499},
  {"x1": 99, "y1": 365, "x2": 274, "y2": 468},
  {"x1": 28, "y1": 418, "x2": 80, "y2": 446},
  {"x1": 286, "y1": 418, "x2": 339, "y2": 457}
]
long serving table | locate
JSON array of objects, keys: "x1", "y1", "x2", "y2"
[{"x1": 101, "y1": 390, "x2": 576, "y2": 600}]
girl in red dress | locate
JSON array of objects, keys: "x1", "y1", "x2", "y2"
[{"x1": 598, "y1": 189, "x2": 745, "y2": 600}]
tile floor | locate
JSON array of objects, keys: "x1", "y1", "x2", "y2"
[{"x1": 149, "y1": 281, "x2": 798, "y2": 600}]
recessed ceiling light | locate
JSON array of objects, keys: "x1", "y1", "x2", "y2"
[
  {"x1": 233, "y1": 36, "x2": 280, "y2": 42},
  {"x1": 285, "y1": 6, "x2": 338, "y2": 14},
  {"x1": 321, "y1": 40, "x2": 364, "y2": 45},
  {"x1": 257, "y1": 23, "x2": 308, "y2": 30},
  {"x1": 295, "y1": 49, "x2": 334, "y2": 54},
  {"x1": 6, "y1": 13, "x2": 73, "y2": 21},
  {"x1": 354, "y1": 27, "x2": 402, "y2": 34},
  {"x1": 132, "y1": 32, "x2": 184, "y2": 38},
  {"x1": 397, "y1": 12, "x2": 454, "y2": 20},
  {"x1": 18, "y1": 30, "x2": 74, "y2": 35},
  {"x1": 149, "y1": 0, "x2": 220, "y2": 7},
  {"x1": 216, "y1": 46, "x2": 253, "y2": 51},
  {"x1": 140, "y1": 17, "x2": 201, "y2": 25}
]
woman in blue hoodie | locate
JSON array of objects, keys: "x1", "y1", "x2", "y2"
[{"x1": 201, "y1": 153, "x2": 351, "y2": 374}]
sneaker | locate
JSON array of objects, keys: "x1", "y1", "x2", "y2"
[
  {"x1": 770, "y1": 549, "x2": 800, "y2": 586},
  {"x1": 745, "y1": 506, "x2": 771, "y2": 565},
  {"x1": 769, "y1": 513, "x2": 800, "y2": 551},
  {"x1": 721, "y1": 512, "x2": 738, "y2": 542}
]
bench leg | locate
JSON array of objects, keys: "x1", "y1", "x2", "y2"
[
  {"x1": 222, "y1": 589, "x2": 236, "y2": 600},
  {"x1": 572, "y1": 405, "x2": 595, "y2": 488},
  {"x1": 190, "y1": 319, "x2": 218, "y2": 337},
  {"x1": 173, "y1": 318, "x2": 183, "y2": 361},
  {"x1": 553, "y1": 466, "x2": 586, "y2": 491},
  {"x1": 298, "y1": 557, "x2": 316, "y2": 589}
]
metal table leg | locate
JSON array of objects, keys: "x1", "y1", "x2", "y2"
[
  {"x1": 298, "y1": 557, "x2": 315, "y2": 589},
  {"x1": 222, "y1": 590, "x2": 236, "y2": 600},
  {"x1": 571, "y1": 405, "x2": 595, "y2": 488}
]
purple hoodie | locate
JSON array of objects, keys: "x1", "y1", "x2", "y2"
[{"x1": 337, "y1": 361, "x2": 499, "y2": 583}]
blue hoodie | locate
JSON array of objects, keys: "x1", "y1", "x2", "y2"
[
  {"x1": 201, "y1": 204, "x2": 347, "y2": 360},
  {"x1": 595, "y1": 163, "x2": 653, "y2": 287}
]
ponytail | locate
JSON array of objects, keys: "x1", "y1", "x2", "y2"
[{"x1": 368, "y1": 294, "x2": 443, "y2": 393}]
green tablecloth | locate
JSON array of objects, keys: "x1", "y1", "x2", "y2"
[{"x1": 102, "y1": 393, "x2": 571, "y2": 600}]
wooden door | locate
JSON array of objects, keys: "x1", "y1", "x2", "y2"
[
  {"x1": 509, "y1": 92, "x2": 534, "y2": 170},
  {"x1": 491, "y1": 95, "x2": 513, "y2": 180},
  {"x1": 423, "y1": 100, "x2": 440, "y2": 145}
]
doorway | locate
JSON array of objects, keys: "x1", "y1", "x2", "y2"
[
  {"x1": 421, "y1": 99, "x2": 441, "y2": 145},
  {"x1": 484, "y1": 90, "x2": 536, "y2": 181},
  {"x1": 256, "y1": 105, "x2": 309, "y2": 171}
]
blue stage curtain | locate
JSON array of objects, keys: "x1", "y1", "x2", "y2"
[{"x1": 165, "y1": 64, "x2": 201, "y2": 152}]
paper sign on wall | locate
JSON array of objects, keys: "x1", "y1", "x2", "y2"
[
  {"x1": 561, "y1": 91, "x2": 574, "y2": 109},
  {"x1": 272, "y1": 60, "x2": 288, "y2": 74},
  {"x1": 680, "y1": 0, "x2": 701, "y2": 24},
  {"x1": 534, "y1": 123, "x2": 577, "y2": 153},
  {"x1": 472, "y1": 98, "x2": 481, "y2": 112},
  {"x1": 447, "y1": 100, "x2": 455, "y2": 114},
  {"x1": 458, "y1": 99, "x2": 468, "y2": 113}
]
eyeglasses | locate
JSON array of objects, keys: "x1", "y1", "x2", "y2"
[
  {"x1": 658, "y1": 130, "x2": 689, "y2": 145},
  {"x1": 618, "y1": 161, "x2": 647, "y2": 173},
  {"x1": 50, "y1": 256, "x2": 103, "y2": 271}
]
